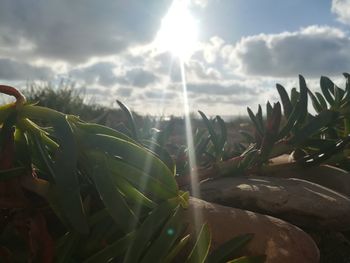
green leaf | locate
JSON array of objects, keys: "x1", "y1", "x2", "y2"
[
  {"x1": 266, "y1": 101, "x2": 273, "y2": 121},
  {"x1": 295, "y1": 75, "x2": 308, "y2": 126},
  {"x1": 289, "y1": 110, "x2": 338, "y2": 145},
  {"x1": 73, "y1": 120, "x2": 136, "y2": 143},
  {"x1": 112, "y1": 174, "x2": 156, "y2": 209},
  {"x1": 185, "y1": 223, "x2": 211, "y2": 263},
  {"x1": 216, "y1": 115, "x2": 227, "y2": 154},
  {"x1": 163, "y1": 234, "x2": 191, "y2": 263},
  {"x1": 290, "y1": 88, "x2": 299, "y2": 106},
  {"x1": 18, "y1": 105, "x2": 88, "y2": 234},
  {"x1": 307, "y1": 88, "x2": 323, "y2": 113},
  {"x1": 239, "y1": 131, "x2": 254, "y2": 143},
  {"x1": 320, "y1": 76, "x2": 335, "y2": 105},
  {"x1": 278, "y1": 104, "x2": 300, "y2": 139},
  {"x1": 239, "y1": 149, "x2": 258, "y2": 169},
  {"x1": 0, "y1": 103, "x2": 15, "y2": 124},
  {"x1": 208, "y1": 233, "x2": 254, "y2": 263},
  {"x1": 227, "y1": 255, "x2": 266, "y2": 263},
  {"x1": 55, "y1": 232, "x2": 80, "y2": 263},
  {"x1": 84, "y1": 232, "x2": 135, "y2": 263},
  {"x1": 247, "y1": 107, "x2": 263, "y2": 136},
  {"x1": 14, "y1": 128, "x2": 32, "y2": 169},
  {"x1": 343, "y1": 72, "x2": 350, "y2": 101},
  {"x1": 86, "y1": 151, "x2": 138, "y2": 232},
  {"x1": 78, "y1": 132, "x2": 178, "y2": 192},
  {"x1": 315, "y1": 92, "x2": 328, "y2": 109},
  {"x1": 104, "y1": 155, "x2": 177, "y2": 200},
  {"x1": 276, "y1": 84, "x2": 292, "y2": 117},
  {"x1": 198, "y1": 111, "x2": 220, "y2": 156},
  {"x1": 141, "y1": 139, "x2": 175, "y2": 175},
  {"x1": 123, "y1": 201, "x2": 178, "y2": 263},
  {"x1": 333, "y1": 84, "x2": 344, "y2": 109},
  {"x1": 140, "y1": 207, "x2": 186, "y2": 263},
  {"x1": 267, "y1": 102, "x2": 281, "y2": 133},
  {"x1": 117, "y1": 100, "x2": 140, "y2": 141},
  {"x1": 256, "y1": 105, "x2": 264, "y2": 132}
]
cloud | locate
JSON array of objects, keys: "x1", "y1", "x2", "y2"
[
  {"x1": 187, "y1": 81, "x2": 259, "y2": 95},
  {"x1": 199, "y1": 36, "x2": 225, "y2": 64},
  {"x1": 70, "y1": 62, "x2": 119, "y2": 86},
  {"x1": 228, "y1": 26, "x2": 350, "y2": 77},
  {"x1": 0, "y1": 0, "x2": 171, "y2": 63},
  {"x1": 117, "y1": 87, "x2": 133, "y2": 97},
  {"x1": 332, "y1": 0, "x2": 350, "y2": 25},
  {"x1": 187, "y1": 60, "x2": 222, "y2": 80},
  {"x1": 0, "y1": 58, "x2": 53, "y2": 80},
  {"x1": 194, "y1": 94, "x2": 255, "y2": 106},
  {"x1": 143, "y1": 89, "x2": 178, "y2": 100},
  {"x1": 124, "y1": 68, "x2": 158, "y2": 87},
  {"x1": 191, "y1": 0, "x2": 209, "y2": 8}
]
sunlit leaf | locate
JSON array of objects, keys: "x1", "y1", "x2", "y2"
[
  {"x1": 185, "y1": 223, "x2": 211, "y2": 263},
  {"x1": 208, "y1": 233, "x2": 254, "y2": 263},
  {"x1": 117, "y1": 100, "x2": 140, "y2": 141},
  {"x1": 227, "y1": 255, "x2": 266, "y2": 263}
]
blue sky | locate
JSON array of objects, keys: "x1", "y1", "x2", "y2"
[
  {"x1": 0, "y1": 0, "x2": 350, "y2": 116},
  {"x1": 198, "y1": 0, "x2": 338, "y2": 40}
]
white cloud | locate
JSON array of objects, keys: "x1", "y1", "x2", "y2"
[
  {"x1": 200, "y1": 36, "x2": 225, "y2": 64},
  {"x1": 227, "y1": 26, "x2": 350, "y2": 77},
  {"x1": 332, "y1": 0, "x2": 350, "y2": 25},
  {"x1": 191, "y1": 0, "x2": 209, "y2": 8}
]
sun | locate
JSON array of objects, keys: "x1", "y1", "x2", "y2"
[{"x1": 154, "y1": 0, "x2": 198, "y2": 61}]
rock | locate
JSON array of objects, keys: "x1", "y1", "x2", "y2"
[
  {"x1": 184, "y1": 197, "x2": 319, "y2": 263},
  {"x1": 262, "y1": 161, "x2": 350, "y2": 197},
  {"x1": 198, "y1": 176, "x2": 350, "y2": 231}
]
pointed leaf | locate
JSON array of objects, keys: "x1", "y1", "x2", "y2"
[
  {"x1": 84, "y1": 232, "x2": 135, "y2": 263},
  {"x1": 247, "y1": 107, "x2": 263, "y2": 136},
  {"x1": 198, "y1": 111, "x2": 220, "y2": 155},
  {"x1": 307, "y1": 88, "x2": 323, "y2": 113},
  {"x1": 289, "y1": 110, "x2": 338, "y2": 145},
  {"x1": 320, "y1": 76, "x2": 335, "y2": 105},
  {"x1": 116, "y1": 100, "x2": 139, "y2": 141},
  {"x1": 276, "y1": 84, "x2": 292, "y2": 117},
  {"x1": 140, "y1": 207, "x2": 186, "y2": 263},
  {"x1": 163, "y1": 235, "x2": 191, "y2": 263},
  {"x1": 185, "y1": 224, "x2": 211, "y2": 263},
  {"x1": 123, "y1": 201, "x2": 178, "y2": 263},
  {"x1": 208, "y1": 233, "x2": 254, "y2": 263},
  {"x1": 227, "y1": 255, "x2": 266, "y2": 263},
  {"x1": 87, "y1": 151, "x2": 138, "y2": 232},
  {"x1": 315, "y1": 92, "x2": 328, "y2": 109},
  {"x1": 295, "y1": 75, "x2": 308, "y2": 126},
  {"x1": 266, "y1": 101, "x2": 273, "y2": 121},
  {"x1": 290, "y1": 88, "x2": 299, "y2": 106}
]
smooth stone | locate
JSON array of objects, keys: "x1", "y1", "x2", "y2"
[
  {"x1": 262, "y1": 159, "x2": 350, "y2": 197},
  {"x1": 199, "y1": 176, "x2": 350, "y2": 231},
  {"x1": 183, "y1": 197, "x2": 319, "y2": 263}
]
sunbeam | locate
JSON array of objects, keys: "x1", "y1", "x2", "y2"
[{"x1": 153, "y1": 0, "x2": 204, "y2": 246}]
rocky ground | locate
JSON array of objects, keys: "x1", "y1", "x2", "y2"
[{"x1": 184, "y1": 159, "x2": 350, "y2": 262}]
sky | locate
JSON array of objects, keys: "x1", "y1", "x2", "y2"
[{"x1": 0, "y1": 0, "x2": 350, "y2": 116}]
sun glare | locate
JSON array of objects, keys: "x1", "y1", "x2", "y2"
[{"x1": 154, "y1": 0, "x2": 198, "y2": 60}]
